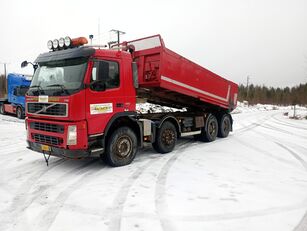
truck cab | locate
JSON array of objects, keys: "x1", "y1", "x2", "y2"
[
  {"x1": 0, "y1": 73, "x2": 31, "y2": 119},
  {"x1": 26, "y1": 38, "x2": 140, "y2": 165}
]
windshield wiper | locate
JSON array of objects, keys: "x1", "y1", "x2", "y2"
[
  {"x1": 29, "y1": 85, "x2": 44, "y2": 94},
  {"x1": 46, "y1": 84, "x2": 69, "y2": 94}
]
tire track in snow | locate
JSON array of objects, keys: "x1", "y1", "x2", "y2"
[
  {"x1": 0, "y1": 140, "x2": 25, "y2": 149},
  {"x1": 154, "y1": 139, "x2": 195, "y2": 231},
  {"x1": 35, "y1": 159, "x2": 102, "y2": 231},
  {"x1": 0, "y1": 115, "x2": 24, "y2": 123},
  {"x1": 231, "y1": 136, "x2": 301, "y2": 170},
  {"x1": 234, "y1": 112, "x2": 277, "y2": 135},
  {"x1": 258, "y1": 119, "x2": 307, "y2": 139},
  {"x1": 274, "y1": 143, "x2": 307, "y2": 171},
  {"x1": 123, "y1": 198, "x2": 307, "y2": 222},
  {"x1": 107, "y1": 139, "x2": 193, "y2": 231},
  {"x1": 249, "y1": 129, "x2": 307, "y2": 155},
  {"x1": 274, "y1": 142, "x2": 307, "y2": 231},
  {"x1": 107, "y1": 157, "x2": 161, "y2": 231},
  {"x1": 2, "y1": 159, "x2": 102, "y2": 231},
  {"x1": 271, "y1": 114, "x2": 307, "y2": 131},
  {"x1": 0, "y1": 158, "x2": 66, "y2": 231},
  {"x1": 271, "y1": 118, "x2": 307, "y2": 131},
  {"x1": 1, "y1": 148, "x2": 29, "y2": 158}
]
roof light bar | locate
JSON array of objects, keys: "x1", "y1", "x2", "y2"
[{"x1": 47, "y1": 36, "x2": 88, "y2": 51}]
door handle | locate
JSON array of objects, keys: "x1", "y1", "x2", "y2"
[{"x1": 116, "y1": 103, "x2": 124, "y2": 108}]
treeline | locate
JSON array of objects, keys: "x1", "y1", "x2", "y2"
[{"x1": 238, "y1": 83, "x2": 307, "y2": 105}]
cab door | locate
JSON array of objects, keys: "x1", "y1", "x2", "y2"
[{"x1": 85, "y1": 58, "x2": 126, "y2": 135}]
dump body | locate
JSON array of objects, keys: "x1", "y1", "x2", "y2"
[
  {"x1": 0, "y1": 75, "x2": 7, "y2": 101},
  {"x1": 128, "y1": 35, "x2": 238, "y2": 111}
]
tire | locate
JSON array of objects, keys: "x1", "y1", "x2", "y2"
[
  {"x1": 0, "y1": 104, "x2": 5, "y2": 115},
  {"x1": 105, "y1": 126, "x2": 137, "y2": 167},
  {"x1": 16, "y1": 106, "x2": 24, "y2": 119},
  {"x1": 217, "y1": 114, "x2": 231, "y2": 138},
  {"x1": 153, "y1": 121, "x2": 177, "y2": 153},
  {"x1": 200, "y1": 114, "x2": 218, "y2": 142}
]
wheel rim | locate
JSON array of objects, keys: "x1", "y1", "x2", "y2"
[
  {"x1": 17, "y1": 108, "x2": 21, "y2": 118},
  {"x1": 113, "y1": 135, "x2": 132, "y2": 159},
  {"x1": 208, "y1": 120, "x2": 217, "y2": 137},
  {"x1": 162, "y1": 129, "x2": 175, "y2": 146}
]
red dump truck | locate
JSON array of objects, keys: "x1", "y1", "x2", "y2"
[{"x1": 25, "y1": 35, "x2": 238, "y2": 166}]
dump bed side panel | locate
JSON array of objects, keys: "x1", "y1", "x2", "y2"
[
  {"x1": 160, "y1": 48, "x2": 238, "y2": 109},
  {"x1": 130, "y1": 35, "x2": 238, "y2": 111}
]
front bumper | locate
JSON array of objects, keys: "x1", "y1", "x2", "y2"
[{"x1": 27, "y1": 141, "x2": 92, "y2": 159}]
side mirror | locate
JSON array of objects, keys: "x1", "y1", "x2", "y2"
[
  {"x1": 21, "y1": 61, "x2": 28, "y2": 68},
  {"x1": 90, "y1": 80, "x2": 106, "y2": 92}
]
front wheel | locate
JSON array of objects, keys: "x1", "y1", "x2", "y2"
[
  {"x1": 153, "y1": 121, "x2": 177, "y2": 154},
  {"x1": 105, "y1": 127, "x2": 138, "y2": 167},
  {"x1": 16, "y1": 106, "x2": 24, "y2": 119},
  {"x1": 0, "y1": 104, "x2": 5, "y2": 115}
]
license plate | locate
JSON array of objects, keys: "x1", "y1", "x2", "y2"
[{"x1": 41, "y1": 144, "x2": 51, "y2": 152}]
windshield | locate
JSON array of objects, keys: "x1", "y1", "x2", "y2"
[{"x1": 28, "y1": 58, "x2": 88, "y2": 96}]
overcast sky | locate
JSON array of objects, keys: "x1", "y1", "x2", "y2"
[{"x1": 0, "y1": 0, "x2": 307, "y2": 87}]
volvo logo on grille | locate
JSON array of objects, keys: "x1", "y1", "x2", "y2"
[
  {"x1": 35, "y1": 103, "x2": 56, "y2": 114},
  {"x1": 41, "y1": 106, "x2": 47, "y2": 113}
]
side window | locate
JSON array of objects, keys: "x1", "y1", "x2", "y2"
[
  {"x1": 13, "y1": 87, "x2": 18, "y2": 96},
  {"x1": 91, "y1": 60, "x2": 120, "y2": 90}
]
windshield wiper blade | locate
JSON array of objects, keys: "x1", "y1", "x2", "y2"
[
  {"x1": 46, "y1": 84, "x2": 69, "y2": 94},
  {"x1": 29, "y1": 85, "x2": 44, "y2": 94},
  {"x1": 30, "y1": 85, "x2": 42, "y2": 89}
]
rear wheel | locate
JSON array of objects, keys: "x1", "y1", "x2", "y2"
[
  {"x1": 105, "y1": 127, "x2": 137, "y2": 167},
  {"x1": 0, "y1": 104, "x2": 5, "y2": 115},
  {"x1": 16, "y1": 106, "x2": 24, "y2": 119},
  {"x1": 153, "y1": 121, "x2": 177, "y2": 153},
  {"x1": 217, "y1": 114, "x2": 231, "y2": 138},
  {"x1": 200, "y1": 114, "x2": 218, "y2": 142}
]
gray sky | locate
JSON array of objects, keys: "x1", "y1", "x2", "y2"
[{"x1": 0, "y1": 0, "x2": 307, "y2": 87}]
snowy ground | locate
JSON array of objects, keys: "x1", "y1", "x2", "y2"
[{"x1": 0, "y1": 107, "x2": 307, "y2": 231}]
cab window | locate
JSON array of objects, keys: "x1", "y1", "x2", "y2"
[{"x1": 91, "y1": 60, "x2": 120, "y2": 89}]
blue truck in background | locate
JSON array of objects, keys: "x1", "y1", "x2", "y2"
[{"x1": 0, "y1": 73, "x2": 32, "y2": 119}]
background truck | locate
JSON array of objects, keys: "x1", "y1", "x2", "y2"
[
  {"x1": 0, "y1": 73, "x2": 31, "y2": 119},
  {"x1": 25, "y1": 35, "x2": 238, "y2": 166}
]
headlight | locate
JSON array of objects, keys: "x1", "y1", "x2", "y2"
[
  {"x1": 64, "y1": 36, "x2": 71, "y2": 47},
  {"x1": 47, "y1": 40, "x2": 53, "y2": 50},
  {"x1": 53, "y1": 39, "x2": 59, "y2": 49},
  {"x1": 67, "y1": 125, "x2": 77, "y2": 145},
  {"x1": 59, "y1": 37, "x2": 65, "y2": 48}
]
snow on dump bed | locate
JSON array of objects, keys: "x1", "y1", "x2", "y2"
[{"x1": 0, "y1": 105, "x2": 307, "y2": 231}]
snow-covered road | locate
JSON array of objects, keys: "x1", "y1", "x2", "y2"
[{"x1": 0, "y1": 109, "x2": 307, "y2": 231}]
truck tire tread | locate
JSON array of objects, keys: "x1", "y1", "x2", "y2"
[
  {"x1": 105, "y1": 126, "x2": 137, "y2": 167},
  {"x1": 200, "y1": 114, "x2": 218, "y2": 142},
  {"x1": 153, "y1": 121, "x2": 177, "y2": 154}
]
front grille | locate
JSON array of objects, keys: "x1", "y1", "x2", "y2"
[
  {"x1": 30, "y1": 122, "x2": 64, "y2": 133},
  {"x1": 32, "y1": 133, "x2": 63, "y2": 146},
  {"x1": 27, "y1": 103, "x2": 67, "y2": 116}
]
